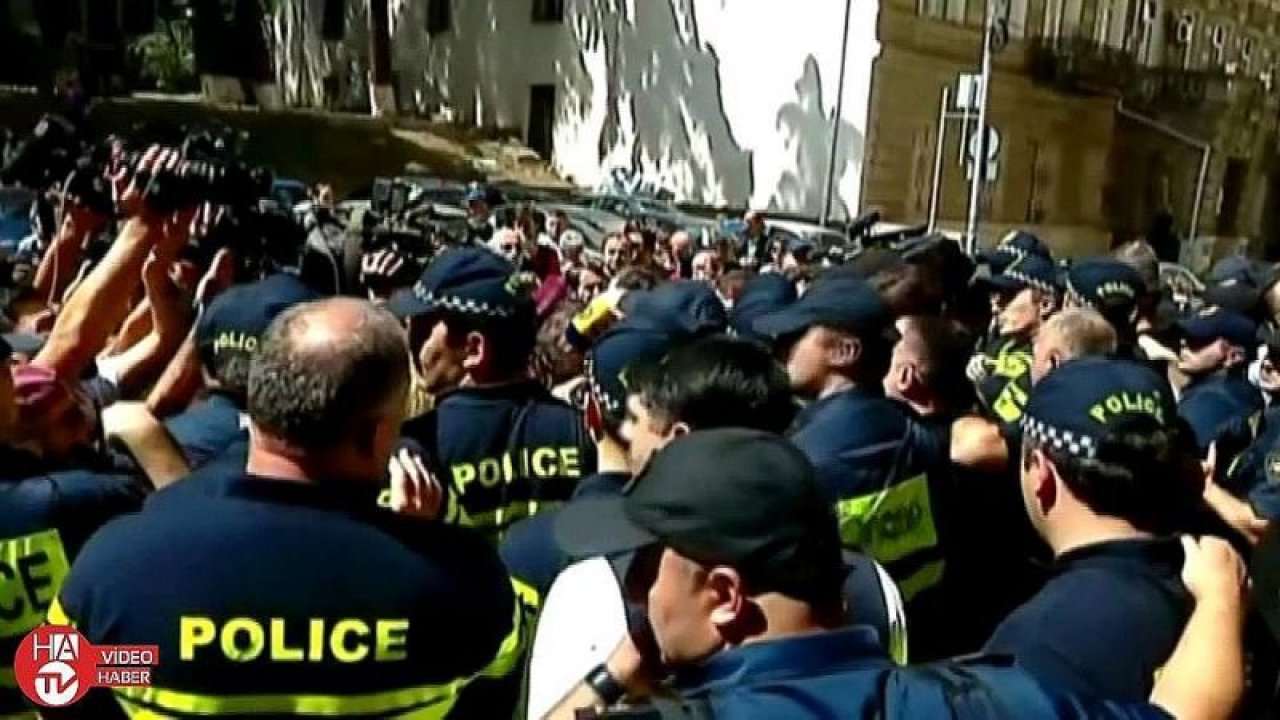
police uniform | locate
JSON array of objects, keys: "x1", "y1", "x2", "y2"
[
  {"x1": 1174, "y1": 307, "x2": 1264, "y2": 454},
  {"x1": 0, "y1": 424, "x2": 147, "y2": 716},
  {"x1": 50, "y1": 471, "x2": 524, "y2": 718},
  {"x1": 1064, "y1": 259, "x2": 1151, "y2": 361},
  {"x1": 554, "y1": 430, "x2": 1168, "y2": 720},
  {"x1": 389, "y1": 248, "x2": 594, "y2": 540},
  {"x1": 973, "y1": 253, "x2": 1059, "y2": 424},
  {"x1": 753, "y1": 277, "x2": 952, "y2": 606},
  {"x1": 984, "y1": 357, "x2": 1192, "y2": 701},
  {"x1": 168, "y1": 274, "x2": 320, "y2": 468}
]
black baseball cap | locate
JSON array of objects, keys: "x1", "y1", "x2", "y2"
[
  {"x1": 752, "y1": 274, "x2": 890, "y2": 340},
  {"x1": 555, "y1": 429, "x2": 846, "y2": 602}
]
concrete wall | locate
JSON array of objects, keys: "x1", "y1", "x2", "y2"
[{"x1": 269, "y1": 0, "x2": 881, "y2": 220}]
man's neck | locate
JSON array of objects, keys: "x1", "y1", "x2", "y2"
[
  {"x1": 595, "y1": 436, "x2": 631, "y2": 475},
  {"x1": 1047, "y1": 516, "x2": 1151, "y2": 558},
  {"x1": 817, "y1": 375, "x2": 857, "y2": 400}
]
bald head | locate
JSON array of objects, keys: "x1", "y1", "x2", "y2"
[
  {"x1": 249, "y1": 297, "x2": 410, "y2": 451},
  {"x1": 1032, "y1": 308, "x2": 1117, "y2": 384}
]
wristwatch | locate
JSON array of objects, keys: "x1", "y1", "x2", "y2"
[{"x1": 584, "y1": 662, "x2": 627, "y2": 706}]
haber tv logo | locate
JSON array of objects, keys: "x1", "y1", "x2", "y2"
[{"x1": 13, "y1": 626, "x2": 158, "y2": 708}]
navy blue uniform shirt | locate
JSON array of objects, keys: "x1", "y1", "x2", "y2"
[
  {"x1": 400, "y1": 380, "x2": 594, "y2": 539},
  {"x1": 500, "y1": 471, "x2": 629, "y2": 605},
  {"x1": 984, "y1": 537, "x2": 1190, "y2": 701},
  {"x1": 590, "y1": 627, "x2": 1171, "y2": 719},
  {"x1": 163, "y1": 392, "x2": 245, "y2": 469},
  {"x1": 0, "y1": 447, "x2": 146, "y2": 716},
  {"x1": 788, "y1": 388, "x2": 951, "y2": 603},
  {"x1": 51, "y1": 472, "x2": 525, "y2": 718}
]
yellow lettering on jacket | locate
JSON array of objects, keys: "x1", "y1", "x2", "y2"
[
  {"x1": 178, "y1": 617, "x2": 410, "y2": 663},
  {"x1": 452, "y1": 447, "x2": 582, "y2": 494},
  {"x1": 0, "y1": 529, "x2": 71, "y2": 638}
]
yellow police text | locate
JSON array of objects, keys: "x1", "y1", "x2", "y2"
[
  {"x1": 1088, "y1": 390, "x2": 1164, "y2": 425},
  {"x1": 179, "y1": 617, "x2": 410, "y2": 663},
  {"x1": 0, "y1": 529, "x2": 70, "y2": 637},
  {"x1": 451, "y1": 447, "x2": 582, "y2": 493}
]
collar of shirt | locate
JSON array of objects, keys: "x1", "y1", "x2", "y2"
[
  {"x1": 570, "y1": 471, "x2": 631, "y2": 501},
  {"x1": 218, "y1": 474, "x2": 386, "y2": 516},
  {"x1": 1052, "y1": 537, "x2": 1183, "y2": 578},
  {"x1": 673, "y1": 627, "x2": 889, "y2": 698}
]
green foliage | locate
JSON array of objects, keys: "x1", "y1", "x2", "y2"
[{"x1": 130, "y1": 20, "x2": 197, "y2": 92}]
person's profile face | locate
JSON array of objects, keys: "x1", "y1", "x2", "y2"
[
  {"x1": 997, "y1": 287, "x2": 1040, "y2": 337},
  {"x1": 647, "y1": 548, "x2": 721, "y2": 666},
  {"x1": 413, "y1": 317, "x2": 467, "y2": 395},
  {"x1": 546, "y1": 215, "x2": 565, "y2": 239},
  {"x1": 692, "y1": 251, "x2": 721, "y2": 283},
  {"x1": 783, "y1": 327, "x2": 830, "y2": 396},
  {"x1": 621, "y1": 394, "x2": 677, "y2": 475},
  {"x1": 882, "y1": 337, "x2": 916, "y2": 403},
  {"x1": 1178, "y1": 338, "x2": 1226, "y2": 376}
]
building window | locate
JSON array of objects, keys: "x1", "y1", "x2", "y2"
[
  {"x1": 427, "y1": 0, "x2": 451, "y2": 35},
  {"x1": 532, "y1": 0, "x2": 565, "y2": 23}
]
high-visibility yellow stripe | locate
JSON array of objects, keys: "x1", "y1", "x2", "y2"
[
  {"x1": 992, "y1": 378, "x2": 1029, "y2": 423},
  {"x1": 0, "y1": 529, "x2": 71, "y2": 639},
  {"x1": 114, "y1": 680, "x2": 462, "y2": 717},
  {"x1": 511, "y1": 577, "x2": 540, "y2": 612},
  {"x1": 457, "y1": 501, "x2": 562, "y2": 536},
  {"x1": 46, "y1": 595, "x2": 75, "y2": 627},
  {"x1": 479, "y1": 595, "x2": 527, "y2": 680}
]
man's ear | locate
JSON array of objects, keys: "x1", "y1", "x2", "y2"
[
  {"x1": 1031, "y1": 448, "x2": 1060, "y2": 514},
  {"x1": 829, "y1": 335, "x2": 861, "y2": 368},
  {"x1": 461, "y1": 331, "x2": 486, "y2": 371},
  {"x1": 706, "y1": 566, "x2": 748, "y2": 628}
]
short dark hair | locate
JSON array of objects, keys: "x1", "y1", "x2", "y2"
[
  {"x1": 249, "y1": 299, "x2": 411, "y2": 450},
  {"x1": 423, "y1": 305, "x2": 538, "y2": 379},
  {"x1": 205, "y1": 352, "x2": 252, "y2": 402},
  {"x1": 900, "y1": 316, "x2": 975, "y2": 411},
  {"x1": 629, "y1": 335, "x2": 796, "y2": 434},
  {"x1": 612, "y1": 266, "x2": 663, "y2": 293},
  {"x1": 1022, "y1": 418, "x2": 1203, "y2": 534}
]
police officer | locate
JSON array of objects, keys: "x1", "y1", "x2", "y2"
[
  {"x1": 971, "y1": 252, "x2": 1060, "y2": 424},
  {"x1": 985, "y1": 356, "x2": 1202, "y2": 701},
  {"x1": 546, "y1": 429, "x2": 1180, "y2": 719},
  {"x1": 165, "y1": 273, "x2": 320, "y2": 469},
  {"x1": 50, "y1": 298, "x2": 524, "y2": 718},
  {"x1": 752, "y1": 273, "x2": 950, "y2": 604},
  {"x1": 1063, "y1": 257, "x2": 1150, "y2": 364},
  {"x1": 388, "y1": 247, "x2": 593, "y2": 539},
  {"x1": 0, "y1": 336, "x2": 148, "y2": 718},
  {"x1": 1174, "y1": 306, "x2": 1264, "y2": 455}
]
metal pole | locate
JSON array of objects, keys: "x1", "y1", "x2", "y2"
[
  {"x1": 928, "y1": 86, "x2": 950, "y2": 233},
  {"x1": 964, "y1": 12, "x2": 993, "y2": 256},
  {"x1": 820, "y1": 0, "x2": 855, "y2": 226},
  {"x1": 1190, "y1": 145, "x2": 1211, "y2": 243}
]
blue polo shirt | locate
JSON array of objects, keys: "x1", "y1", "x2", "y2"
[
  {"x1": 597, "y1": 627, "x2": 1171, "y2": 719},
  {"x1": 788, "y1": 388, "x2": 951, "y2": 603},
  {"x1": 0, "y1": 448, "x2": 147, "y2": 716},
  {"x1": 51, "y1": 472, "x2": 525, "y2": 718},
  {"x1": 163, "y1": 392, "x2": 246, "y2": 468},
  {"x1": 984, "y1": 537, "x2": 1190, "y2": 701}
]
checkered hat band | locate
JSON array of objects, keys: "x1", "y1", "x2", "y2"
[
  {"x1": 1065, "y1": 280, "x2": 1095, "y2": 309},
  {"x1": 584, "y1": 355, "x2": 622, "y2": 413},
  {"x1": 1022, "y1": 414, "x2": 1099, "y2": 460},
  {"x1": 412, "y1": 283, "x2": 514, "y2": 318},
  {"x1": 1006, "y1": 270, "x2": 1055, "y2": 294}
]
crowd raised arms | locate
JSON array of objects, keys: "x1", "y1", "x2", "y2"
[{"x1": 0, "y1": 111, "x2": 1268, "y2": 720}]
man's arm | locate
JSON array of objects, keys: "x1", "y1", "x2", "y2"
[{"x1": 1148, "y1": 536, "x2": 1247, "y2": 720}]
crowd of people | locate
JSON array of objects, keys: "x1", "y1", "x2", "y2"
[{"x1": 0, "y1": 136, "x2": 1275, "y2": 720}]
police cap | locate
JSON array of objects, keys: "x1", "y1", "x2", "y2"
[
  {"x1": 196, "y1": 273, "x2": 320, "y2": 365},
  {"x1": 586, "y1": 320, "x2": 688, "y2": 418},
  {"x1": 1064, "y1": 258, "x2": 1145, "y2": 326},
  {"x1": 388, "y1": 246, "x2": 534, "y2": 321},
  {"x1": 752, "y1": 274, "x2": 890, "y2": 340},
  {"x1": 1175, "y1": 306, "x2": 1257, "y2": 349},
  {"x1": 977, "y1": 252, "x2": 1058, "y2": 295},
  {"x1": 1022, "y1": 356, "x2": 1176, "y2": 461},
  {"x1": 556, "y1": 429, "x2": 845, "y2": 602},
  {"x1": 623, "y1": 280, "x2": 727, "y2": 337},
  {"x1": 730, "y1": 273, "x2": 797, "y2": 341}
]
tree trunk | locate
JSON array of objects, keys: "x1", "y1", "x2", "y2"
[{"x1": 368, "y1": 0, "x2": 394, "y2": 117}]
